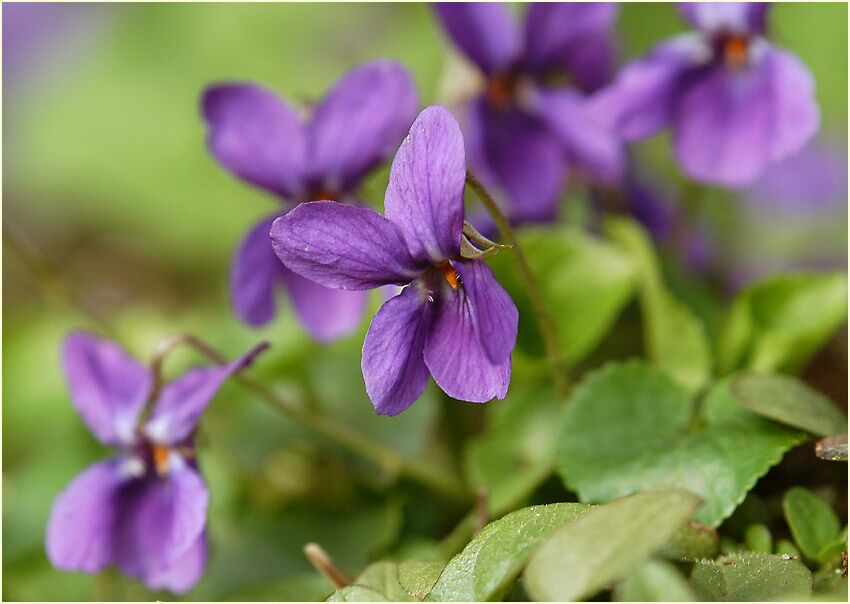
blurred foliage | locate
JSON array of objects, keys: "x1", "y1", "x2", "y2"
[{"x1": 3, "y1": 2, "x2": 848, "y2": 602}]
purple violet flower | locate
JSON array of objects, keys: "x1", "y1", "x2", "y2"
[
  {"x1": 201, "y1": 61, "x2": 418, "y2": 341},
  {"x1": 46, "y1": 332, "x2": 267, "y2": 593},
  {"x1": 591, "y1": 2, "x2": 820, "y2": 186},
  {"x1": 434, "y1": 2, "x2": 625, "y2": 225},
  {"x1": 270, "y1": 106, "x2": 519, "y2": 415}
]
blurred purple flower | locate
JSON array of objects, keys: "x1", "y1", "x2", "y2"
[
  {"x1": 591, "y1": 2, "x2": 819, "y2": 187},
  {"x1": 434, "y1": 3, "x2": 624, "y2": 224},
  {"x1": 270, "y1": 106, "x2": 518, "y2": 415},
  {"x1": 201, "y1": 61, "x2": 418, "y2": 341},
  {"x1": 744, "y1": 139, "x2": 848, "y2": 214},
  {"x1": 46, "y1": 332, "x2": 266, "y2": 593}
]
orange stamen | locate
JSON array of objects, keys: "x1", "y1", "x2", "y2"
[
  {"x1": 152, "y1": 444, "x2": 171, "y2": 477},
  {"x1": 485, "y1": 75, "x2": 513, "y2": 110},
  {"x1": 723, "y1": 35, "x2": 749, "y2": 68},
  {"x1": 308, "y1": 188, "x2": 338, "y2": 202},
  {"x1": 441, "y1": 263, "x2": 460, "y2": 289}
]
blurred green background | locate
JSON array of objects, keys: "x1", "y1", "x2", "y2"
[{"x1": 3, "y1": 2, "x2": 847, "y2": 601}]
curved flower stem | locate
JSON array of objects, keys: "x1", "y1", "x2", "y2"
[
  {"x1": 7, "y1": 230, "x2": 470, "y2": 505},
  {"x1": 154, "y1": 334, "x2": 470, "y2": 506},
  {"x1": 465, "y1": 171, "x2": 570, "y2": 397}
]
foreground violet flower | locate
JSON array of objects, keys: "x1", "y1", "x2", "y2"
[
  {"x1": 591, "y1": 2, "x2": 819, "y2": 186},
  {"x1": 201, "y1": 61, "x2": 418, "y2": 341},
  {"x1": 434, "y1": 2, "x2": 625, "y2": 225},
  {"x1": 46, "y1": 332, "x2": 267, "y2": 593},
  {"x1": 270, "y1": 106, "x2": 518, "y2": 415}
]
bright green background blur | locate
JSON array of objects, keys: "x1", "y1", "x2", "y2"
[{"x1": 3, "y1": 3, "x2": 847, "y2": 601}]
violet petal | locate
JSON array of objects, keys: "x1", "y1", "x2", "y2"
[
  {"x1": 384, "y1": 106, "x2": 466, "y2": 263},
  {"x1": 306, "y1": 60, "x2": 418, "y2": 188},
  {"x1": 46, "y1": 458, "x2": 124, "y2": 573},
  {"x1": 283, "y1": 267, "x2": 368, "y2": 342},
  {"x1": 468, "y1": 99, "x2": 565, "y2": 223},
  {"x1": 524, "y1": 2, "x2": 618, "y2": 89},
  {"x1": 589, "y1": 34, "x2": 705, "y2": 141},
  {"x1": 424, "y1": 287, "x2": 511, "y2": 402},
  {"x1": 230, "y1": 215, "x2": 288, "y2": 327},
  {"x1": 453, "y1": 259, "x2": 518, "y2": 365},
  {"x1": 271, "y1": 201, "x2": 421, "y2": 290},
  {"x1": 114, "y1": 464, "x2": 208, "y2": 593},
  {"x1": 679, "y1": 2, "x2": 769, "y2": 36},
  {"x1": 361, "y1": 284, "x2": 434, "y2": 416},
  {"x1": 145, "y1": 343, "x2": 267, "y2": 444},
  {"x1": 61, "y1": 332, "x2": 151, "y2": 446},
  {"x1": 433, "y1": 2, "x2": 522, "y2": 74},
  {"x1": 201, "y1": 83, "x2": 305, "y2": 197},
  {"x1": 533, "y1": 87, "x2": 625, "y2": 184}
]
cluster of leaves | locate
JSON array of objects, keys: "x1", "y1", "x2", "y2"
[{"x1": 319, "y1": 215, "x2": 847, "y2": 602}]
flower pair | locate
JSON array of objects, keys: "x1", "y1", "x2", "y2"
[
  {"x1": 202, "y1": 61, "x2": 418, "y2": 341},
  {"x1": 46, "y1": 332, "x2": 265, "y2": 593},
  {"x1": 271, "y1": 106, "x2": 519, "y2": 415},
  {"x1": 435, "y1": 2, "x2": 625, "y2": 224}
]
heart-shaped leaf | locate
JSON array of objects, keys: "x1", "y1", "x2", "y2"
[
  {"x1": 426, "y1": 502, "x2": 592, "y2": 601},
  {"x1": 690, "y1": 552, "x2": 813, "y2": 600},
  {"x1": 556, "y1": 361, "x2": 804, "y2": 525},
  {"x1": 731, "y1": 373, "x2": 847, "y2": 436},
  {"x1": 524, "y1": 490, "x2": 701, "y2": 602}
]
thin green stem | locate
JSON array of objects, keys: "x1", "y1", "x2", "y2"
[
  {"x1": 147, "y1": 334, "x2": 471, "y2": 505},
  {"x1": 465, "y1": 171, "x2": 570, "y2": 398}
]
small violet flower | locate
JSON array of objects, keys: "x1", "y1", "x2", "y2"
[
  {"x1": 270, "y1": 106, "x2": 519, "y2": 415},
  {"x1": 591, "y1": 2, "x2": 820, "y2": 186},
  {"x1": 434, "y1": 2, "x2": 625, "y2": 224},
  {"x1": 201, "y1": 61, "x2": 418, "y2": 341},
  {"x1": 46, "y1": 332, "x2": 266, "y2": 593}
]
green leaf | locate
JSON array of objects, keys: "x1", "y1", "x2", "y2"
[
  {"x1": 716, "y1": 272, "x2": 848, "y2": 375},
  {"x1": 464, "y1": 384, "x2": 561, "y2": 515},
  {"x1": 488, "y1": 224, "x2": 636, "y2": 365},
  {"x1": 783, "y1": 487, "x2": 842, "y2": 563},
  {"x1": 660, "y1": 521, "x2": 719, "y2": 561},
  {"x1": 397, "y1": 561, "x2": 444, "y2": 600},
  {"x1": 606, "y1": 216, "x2": 711, "y2": 392},
  {"x1": 524, "y1": 490, "x2": 701, "y2": 602},
  {"x1": 744, "y1": 523, "x2": 774, "y2": 553},
  {"x1": 614, "y1": 559, "x2": 697, "y2": 602},
  {"x1": 690, "y1": 552, "x2": 813, "y2": 601},
  {"x1": 326, "y1": 585, "x2": 391, "y2": 601},
  {"x1": 813, "y1": 565, "x2": 849, "y2": 599},
  {"x1": 731, "y1": 373, "x2": 847, "y2": 436},
  {"x1": 426, "y1": 502, "x2": 592, "y2": 601},
  {"x1": 354, "y1": 561, "x2": 417, "y2": 601},
  {"x1": 556, "y1": 361, "x2": 804, "y2": 525}
]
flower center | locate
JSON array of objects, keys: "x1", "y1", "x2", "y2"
[
  {"x1": 485, "y1": 74, "x2": 515, "y2": 111},
  {"x1": 152, "y1": 444, "x2": 171, "y2": 477},
  {"x1": 307, "y1": 187, "x2": 339, "y2": 202},
  {"x1": 439, "y1": 262, "x2": 460, "y2": 289},
  {"x1": 722, "y1": 34, "x2": 750, "y2": 69}
]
